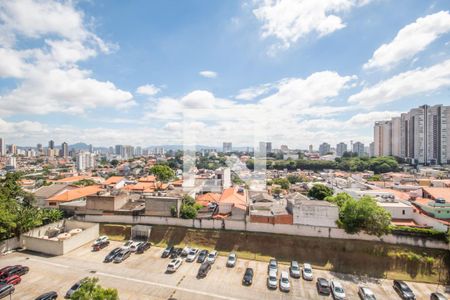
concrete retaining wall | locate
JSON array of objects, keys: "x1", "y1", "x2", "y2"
[
  {"x1": 76, "y1": 214, "x2": 449, "y2": 250},
  {"x1": 0, "y1": 237, "x2": 21, "y2": 253}
]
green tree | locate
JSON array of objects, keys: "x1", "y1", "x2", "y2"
[
  {"x1": 41, "y1": 209, "x2": 64, "y2": 224},
  {"x1": 287, "y1": 175, "x2": 302, "y2": 184},
  {"x1": 336, "y1": 194, "x2": 391, "y2": 236},
  {"x1": 272, "y1": 178, "x2": 290, "y2": 190},
  {"x1": 149, "y1": 164, "x2": 175, "y2": 182},
  {"x1": 70, "y1": 277, "x2": 119, "y2": 300},
  {"x1": 272, "y1": 187, "x2": 282, "y2": 196},
  {"x1": 110, "y1": 159, "x2": 119, "y2": 167},
  {"x1": 307, "y1": 184, "x2": 333, "y2": 200},
  {"x1": 325, "y1": 192, "x2": 353, "y2": 207},
  {"x1": 180, "y1": 204, "x2": 198, "y2": 219},
  {"x1": 73, "y1": 179, "x2": 96, "y2": 187}
]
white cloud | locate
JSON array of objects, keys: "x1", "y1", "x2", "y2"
[
  {"x1": 136, "y1": 84, "x2": 161, "y2": 96},
  {"x1": 235, "y1": 83, "x2": 274, "y2": 100},
  {"x1": 349, "y1": 59, "x2": 450, "y2": 106},
  {"x1": 199, "y1": 70, "x2": 218, "y2": 78},
  {"x1": 260, "y1": 71, "x2": 356, "y2": 110},
  {"x1": 0, "y1": 0, "x2": 133, "y2": 116},
  {"x1": 364, "y1": 11, "x2": 450, "y2": 70},
  {"x1": 253, "y1": 0, "x2": 371, "y2": 49}
]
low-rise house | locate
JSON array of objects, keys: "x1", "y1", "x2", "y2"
[
  {"x1": 103, "y1": 176, "x2": 126, "y2": 189},
  {"x1": 144, "y1": 191, "x2": 183, "y2": 217},
  {"x1": 286, "y1": 193, "x2": 339, "y2": 228},
  {"x1": 249, "y1": 192, "x2": 292, "y2": 224},
  {"x1": 33, "y1": 183, "x2": 72, "y2": 207},
  {"x1": 196, "y1": 192, "x2": 221, "y2": 206},
  {"x1": 217, "y1": 186, "x2": 248, "y2": 220},
  {"x1": 46, "y1": 185, "x2": 102, "y2": 208}
]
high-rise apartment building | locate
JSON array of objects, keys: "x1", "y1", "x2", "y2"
[
  {"x1": 48, "y1": 140, "x2": 55, "y2": 150},
  {"x1": 135, "y1": 146, "x2": 142, "y2": 156},
  {"x1": 353, "y1": 142, "x2": 365, "y2": 157},
  {"x1": 76, "y1": 151, "x2": 96, "y2": 171},
  {"x1": 9, "y1": 144, "x2": 17, "y2": 155},
  {"x1": 336, "y1": 142, "x2": 347, "y2": 157},
  {"x1": 37, "y1": 143, "x2": 43, "y2": 154},
  {"x1": 0, "y1": 138, "x2": 5, "y2": 156},
  {"x1": 61, "y1": 142, "x2": 69, "y2": 158},
  {"x1": 223, "y1": 142, "x2": 232, "y2": 153},
  {"x1": 374, "y1": 104, "x2": 450, "y2": 164},
  {"x1": 374, "y1": 120, "x2": 392, "y2": 157},
  {"x1": 319, "y1": 142, "x2": 331, "y2": 156}
]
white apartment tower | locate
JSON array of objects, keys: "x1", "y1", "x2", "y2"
[
  {"x1": 374, "y1": 121, "x2": 392, "y2": 156},
  {"x1": 336, "y1": 142, "x2": 347, "y2": 157},
  {"x1": 374, "y1": 104, "x2": 450, "y2": 164}
]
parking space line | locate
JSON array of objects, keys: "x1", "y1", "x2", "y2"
[{"x1": 95, "y1": 271, "x2": 241, "y2": 300}]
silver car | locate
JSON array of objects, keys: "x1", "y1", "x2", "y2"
[
  {"x1": 267, "y1": 270, "x2": 277, "y2": 289},
  {"x1": 226, "y1": 252, "x2": 237, "y2": 267}
]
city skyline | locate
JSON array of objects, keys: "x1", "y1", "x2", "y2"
[{"x1": 1, "y1": 1, "x2": 450, "y2": 148}]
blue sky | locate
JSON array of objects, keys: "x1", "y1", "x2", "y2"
[{"x1": 0, "y1": 0, "x2": 450, "y2": 148}]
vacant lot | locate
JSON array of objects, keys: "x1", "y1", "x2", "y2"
[{"x1": 1, "y1": 241, "x2": 448, "y2": 300}]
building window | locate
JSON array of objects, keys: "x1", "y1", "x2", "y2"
[{"x1": 402, "y1": 210, "x2": 405, "y2": 215}]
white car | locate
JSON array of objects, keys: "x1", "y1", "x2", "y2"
[
  {"x1": 94, "y1": 236, "x2": 109, "y2": 245},
  {"x1": 331, "y1": 280, "x2": 346, "y2": 300},
  {"x1": 166, "y1": 258, "x2": 183, "y2": 273},
  {"x1": 302, "y1": 263, "x2": 313, "y2": 280},
  {"x1": 185, "y1": 248, "x2": 199, "y2": 262},
  {"x1": 121, "y1": 240, "x2": 134, "y2": 250},
  {"x1": 279, "y1": 271, "x2": 290, "y2": 292},
  {"x1": 181, "y1": 246, "x2": 191, "y2": 257},
  {"x1": 206, "y1": 250, "x2": 218, "y2": 264},
  {"x1": 129, "y1": 241, "x2": 142, "y2": 252},
  {"x1": 267, "y1": 270, "x2": 277, "y2": 289},
  {"x1": 226, "y1": 252, "x2": 237, "y2": 267}
]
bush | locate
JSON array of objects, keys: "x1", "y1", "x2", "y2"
[
  {"x1": 308, "y1": 184, "x2": 333, "y2": 200},
  {"x1": 391, "y1": 226, "x2": 448, "y2": 242}
]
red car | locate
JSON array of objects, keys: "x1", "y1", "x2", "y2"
[{"x1": 0, "y1": 275, "x2": 21, "y2": 286}]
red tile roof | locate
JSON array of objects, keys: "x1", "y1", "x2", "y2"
[{"x1": 48, "y1": 185, "x2": 102, "y2": 202}]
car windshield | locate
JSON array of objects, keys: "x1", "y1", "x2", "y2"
[
  {"x1": 401, "y1": 284, "x2": 412, "y2": 292},
  {"x1": 334, "y1": 286, "x2": 344, "y2": 293},
  {"x1": 291, "y1": 265, "x2": 298, "y2": 270},
  {"x1": 304, "y1": 268, "x2": 311, "y2": 273},
  {"x1": 269, "y1": 275, "x2": 276, "y2": 281},
  {"x1": 320, "y1": 280, "x2": 328, "y2": 287},
  {"x1": 281, "y1": 277, "x2": 289, "y2": 283},
  {"x1": 208, "y1": 253, "x2": 215, "y2": 257}
]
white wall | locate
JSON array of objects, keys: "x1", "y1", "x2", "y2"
[
  {"x1": 0, "y1": 237, "x2": 20, "y2": 253},
  {"x1": 77, "y1": 215, "x2": 449, "y2": 250}
]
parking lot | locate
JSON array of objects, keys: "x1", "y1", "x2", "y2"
[{"x1": 1, "y1": 241, "x2": 447, "y2": 299}]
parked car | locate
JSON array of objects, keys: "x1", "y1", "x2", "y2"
[
  {"x1": 129, "y1": 241, "x2": 142, "y2": 252},
  {"x1": 0, "y1": 284, "x2": 14, "y2": 299},
  {"x1": 197, "y1": 250, "x2": 209, "y2": 263},
  {"x1": 92, "y1": 240, "x2": 110, "y2": 251},
  {"x1": 162, "y1": 246, "x2": 174, "y2": 258},
  {"x1": 316, "y1": 277, "x2": 331, "y2": 295},
  {"x1": 331, "y1": 280, "x2": 346, "y2": 300},
  {"x1": 167, "y1": 258, "x2": 183, "y2": 273},
  {"x1": 430, "y1": 292, "x2": 448, "y2": 300},
  {"x1": 242, "y1": 268, "x2": 254, "y2": 286},
  {"x1": 358, "y1": 286, "x2": 376, "y2": 300},
  {"x1": 181, "y1": 246, "x2": 191, "y2": 257},
  {"x1": 0, "y1": 275, "x2": 21, "y2": 286},
  {"x1": 170, "y1": 248, "x2": 183, "y2": 259},
  {"x1": 289, "y1": 261, "x2": 300, "y2": 278},
  {"x1": 64, "y1": 279, "x2": 85, "y2": 299},
  {"x1": 113, "y1": 249, "x2": 131, "y2": 263},
  {"x1": 197, "y1": 261, "x2": 211, "y2": 278},
  {"x1": 279, "y1": 271, "x2": 290, "y2": 292},
  {"x1": 136, "y1": 242, "x2": 151, "y2": 254},
  {"x1": 302, "y1": 263, "x2": 313, "y2": 281},
  {"x1": 121, "y1": 240, "x2": 134, "y2": 250},
  {"x1": 431, "y1": 293, "x2": 448, "y2": 300},
  {"x1": 0, "y1": 267, "x2": 13, "y2": 279},
  {"x1": 268, "y1": 259, "x2": 278, "y2": 274},
  {"x1": 393, "y1": 280, "x2": 416, "y2": 300},
  {"x1": 186, "y1": 248, "x2": 199, "y2": 262},
  {"x1": 94, "y1": 236, "x2": 109, "y2": 245},
  {"x1": 226, "y1": 252, "x2": 237, "y2": 267},
  {"x1": 104, "y1": 247, "x2": 121, "y2": 263},
  {"x1": 267, "y1": 270, "x2": 277, "y2": 289},
  {"x1": 0, "y1": 265, "x2": 29, "y2": 279},
  {"x1": 35, "y1": 291, "x2": 58, "y2": 300},
  {"x1": 206, "y1": 250, "x2": 218, "y2": 264}
]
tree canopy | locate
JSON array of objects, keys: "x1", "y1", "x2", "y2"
[
  {"x1": 307, "y1": 184, "x2": 333, "y2": 200},
  {"x1": 70, "y1": 277, "x2": 119, "y2": 300},
  {"x1": 0, "y1": 173, "x2": 63, "y2": 240},
  {"x1": 326, "y1": 193, "x2": 392, "y2": 236},
  {"x1": 149, "y1": 164, "x2": 175, "y2": 182}
]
